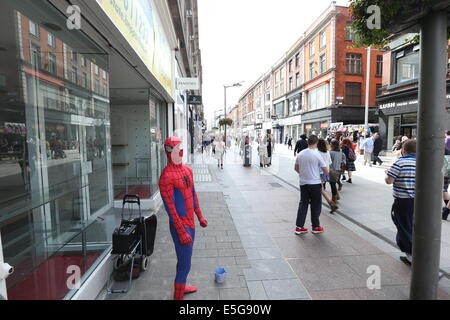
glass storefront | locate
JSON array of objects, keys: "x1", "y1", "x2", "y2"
[{"x1": 0, "y1": 0, "x2": 112, "y2": 299}]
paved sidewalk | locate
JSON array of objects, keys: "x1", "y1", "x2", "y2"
[{"x1": 101, "y1": 149, "x2": 450, "y2": 300}]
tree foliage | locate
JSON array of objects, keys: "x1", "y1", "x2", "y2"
[
  {"x1": 349, "y1": 0, "x2": 450, "y2": 48},
  {"x1": 219, "y1": 118, "x2": 233, "y2": 128}
]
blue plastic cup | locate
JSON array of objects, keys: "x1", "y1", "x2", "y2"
[{"x1": 215, "y1": 268, "x2": 226, "y2": 283}]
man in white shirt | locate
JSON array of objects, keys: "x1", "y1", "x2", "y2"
[{"x1": 294, "y1": 135, "x2": 329, "y2": 235}]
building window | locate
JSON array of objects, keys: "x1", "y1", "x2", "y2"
[
  {"x1": 289, "y1": 60, "x2": 293, "y2": 73},
  {"x1": 376, "y1": 55, "x2": 383, "y2": 77},
  {"x1": 309, "y1": 40, "x2": 315, "y2": 56},
  {"x1": 345, "y1": 23, "x2": 358, "y2": 41},
  {"x1": 395, "y1": 46, "x2": 420, "y2": 84},
  {"x1": 29, "y1": 20, "x2": 40, "y2": 38},
  {"x1": 376, "y1": 84, "x2": 382, "y2": 97},
  {"x1": 71, "y1": 66, "x2": 78, "y2": 84},
  {"x1": 30, "y1": 43, "x2": 41, "y2": 69},
  {"x1": 346, "y1": 53, "x2": 362, "y2": 74},
  {"x1": 320, "y1": 54, "x2": 327, "y2": 74},
  {"x1": 289, "y1": 77, "x2": 293, "y2": 91},
  {"x1": 82, "y1": 72, "x2": 88, "y2": 88},
  {"x1": 345, "y1": 82, "x2": 362, "y2": 105},
  {"x1": 72, "y1": 51, "x2": 77, "y2": 61},
  {"x1": 309, "y1": 62, "x2": 314, "y2": 80},
  {"x1": 94, "y1": 64, "x2": 99, "y2": 75},
  {"x1": 102, "y1": 70, "x2": 107, "y2": 80},
  {"x1": 296, "y1": 72, "x2": 300, "y2": 87},
  {"x1": 81, "y1": 56, "x2": 86, "y2": 67},
  {"x1": 320, "y1": 30, "x2": 326, "y2": 48},
  {"x1": 47, "y1": 33, "x2": 55, "y2": 47},
  {"x1": 295, "y1": 54, "x2": 300, "y2": 68},
  {"x1": 95, "y1": 79, "x2": 100, "y2": 94},
  {"x1": 308, "y1": 83, "x2": 329, "y2": 110},
  {"x1": 48, "y1": 53, "x2": 56, "y2": 74}
]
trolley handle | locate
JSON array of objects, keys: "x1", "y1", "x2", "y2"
[
  {"x1": 121, "y1": 194, "x2": 142, "y2": 220},
  {"x1": 123, "y1": 194, "x2": 140, "y2": 205}
]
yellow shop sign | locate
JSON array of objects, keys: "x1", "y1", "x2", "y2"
[{"x1": 96, "y1": 0, "x2": 173, "y2": 95}]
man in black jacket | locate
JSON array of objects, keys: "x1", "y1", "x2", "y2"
[
  {"x1": 294, "y1": 134, "x2": 308, "y2": 156},
  {"x1": 372, "y1": 133, "x2": 384, "y2": 166}
]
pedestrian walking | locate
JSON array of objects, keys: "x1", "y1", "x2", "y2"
[
  {"x1": 372, "y1": 133, "x2": 384, "y2": 166},
  {"x1": 385, "y1": 139, "x2": 417, "y2": 266},
  {"x1": 317, "y1": 139, "x2": 338, "y2": 213},
  {"x1": 361, "y1": 133, "x2": 374, "y2": 166},
  {"x1": 266, "y1": 134, "x2": 273, "y2": 167},
  {"x1": 214, "y1": 136, "x2": 225, "y2": 169},
  {"x1": 258, "y1": 139, "x2": 268, "y2": 167},
  {"x1": 288, "y1": 137, "x2": 293, "y2": 150},
  {"x1": 329, "y1": 139, "x2": 346, "y2": 205},
  {"x1": 294, "y1": 135, "x2": 329, "y2": 235},
  {"x1": 294, "y1": 134, "x2": 308, "y2": 157},
  {"x1": 341, "y1": 138, "x2": 356, "y2": 184}
]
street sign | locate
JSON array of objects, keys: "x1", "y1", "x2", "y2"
[
  {"x1": 187, "y1": 95, "x2": 202, "y2": 105},
  {"x1": 176, "y1": 78, "x2": 199, "y2": 90}
]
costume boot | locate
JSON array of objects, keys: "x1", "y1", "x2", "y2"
[
  {"x1": 185, "y1": 286, "x2": 198, "y2": 294},
  {"x1": 332, "y1": 195, "x2": 338, "y2": 203},
  {"x1": 336, "y1": 192, "x2": 340, "y2": 201},
  {"x1": 174, "y1": 283, "x2": 186, "y2": 300}
]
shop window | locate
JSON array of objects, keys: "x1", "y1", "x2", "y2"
[
  {"x1": 0, "y1": 0, "x2": 111, "y2": 300},
  {"x1": 395, "y1": 46, "x2": 420, "y2": 84},
  {"x1": 308, "y1": 83, "x2": 329, "y2": 110},
  {"x1": 345, "y1": 82, "x2": 362, "y2": 105},
  {"x1": 346, "y1": 53, "x2": 362, "y2": 74}
]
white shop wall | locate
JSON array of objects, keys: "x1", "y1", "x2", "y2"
[{"x1": 110, "y1": 104, "x2": 151, "y2": 193}]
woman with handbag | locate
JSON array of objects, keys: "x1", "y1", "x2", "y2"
[
  {"x1": 341, "y1": 138, "x2": 356, "y2": 184},
  {"x1": 329, "y1": 139, "x2": 346, "y2": 205},
  {"x1": 318, "y1": 139, "x2": 338, "y2": 213}
]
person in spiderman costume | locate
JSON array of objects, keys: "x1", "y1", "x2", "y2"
[{"x1": 159, "y1": 136, "x2": 208, "y2": 300}]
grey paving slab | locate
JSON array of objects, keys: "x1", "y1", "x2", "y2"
[
  {"x1": 287, "y1": 257, "x2": 366, "y2": 291},
  {"x1": 309, "y1": 289, "x2": 361, "y2": 300},
  {"x1": 243, "y1": 259, "x2": 297, "y2": 281},
  {"x1": 247, "y1": 281, "x2": 269, "y2": 300},
  {"x1": 219, "y1": 288, "x2": 251, "y2": 300},
  {"x1": 240, "y1": 234, "x2": 277, "y2": 249},
  {"x1": 262, "y1": 279, "x2": 310, "y2": 300}
]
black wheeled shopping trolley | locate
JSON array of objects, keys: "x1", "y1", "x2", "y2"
[{"x1": 107, "y1": 194, "x2": 157, "y2": 295}]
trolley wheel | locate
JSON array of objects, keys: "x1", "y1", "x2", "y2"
[
  {"x1": 113, "y1": 256, "x2": 123, "y2": 270},
  {"x1": 141, "y1": 256, "x2": 149, "y2": 271}
]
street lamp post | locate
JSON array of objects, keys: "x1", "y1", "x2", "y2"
[{"x1": 224, "y1": 82, "x2": 244, "y2": 147}]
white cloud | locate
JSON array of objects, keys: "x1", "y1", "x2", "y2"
[{"x1": 198, "y1": 0, "x2": 350, "y2": 124}]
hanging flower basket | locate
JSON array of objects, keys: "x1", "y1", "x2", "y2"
[{"x1": 349, "y1": 0, "x2": 450, "y2": 48}]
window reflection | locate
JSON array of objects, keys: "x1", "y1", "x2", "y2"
[{"x1": 0, "y1": 0, "x2": 111, "y2": 300}]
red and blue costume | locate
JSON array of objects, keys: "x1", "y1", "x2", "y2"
[{"x1": 159, "y1": 137, "x2": 208, "y2": 300}]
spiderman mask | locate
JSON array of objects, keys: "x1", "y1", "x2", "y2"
[{"x1": 164, "y1": 136, "x2": 183, "y2": 165}]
